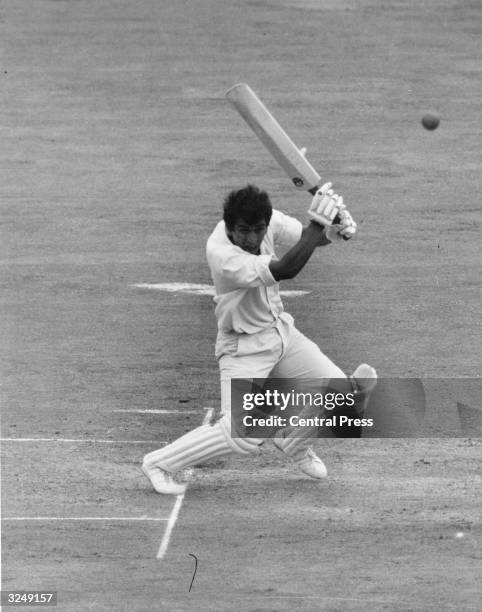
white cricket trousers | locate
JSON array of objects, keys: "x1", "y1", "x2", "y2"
[
  {"x1": 142, "y1": 319, "x2": 350, "y2": 475},
  {"x1": 218, "y1": 318, "x2": 347, "y2": 426}
]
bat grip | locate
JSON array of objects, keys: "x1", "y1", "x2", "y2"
[{"x1": 308, "y1": 187, "x2": 350, "y2": 240}]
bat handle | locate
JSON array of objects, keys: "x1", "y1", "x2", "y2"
[{"x1": 308, "y1": 186, "x2": 350, "y2": 240}]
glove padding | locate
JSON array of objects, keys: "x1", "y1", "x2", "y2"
[
  {"x1": 308, "y1": 182, "x2": 357, "y2": 242},
  {"x1": 308, "y1": 182, "x2": 341, "y2": 226},
  {"x1": 323, "y1": 207, "x2": 357, "y2": 242}
]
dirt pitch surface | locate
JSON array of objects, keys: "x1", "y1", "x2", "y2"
[{"x1": 2, "y1": 0, "x2": 481, "y2": 610}]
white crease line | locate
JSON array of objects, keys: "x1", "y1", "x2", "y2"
[
  {"x1": 155, "y1": 409, "x2": 213, "y2": 559},
  {"x1": 0, "y1": 438, "x2": 165, "y2": 444},
  {"x1": 202, "y1": 407, "x2": 214, "y2": 425},
  {"x1": 134, "y1": 282, "x2": 310, "y2": 298},
  {"x1": 157, "y1": 493, "x2": 186, "y2": 559},
  {"x1": 2, "y1": 517, "x2": 169, "y2": 522},
  {"x1": 136, "y1": 282, "x2": 215, "y2": 295}
]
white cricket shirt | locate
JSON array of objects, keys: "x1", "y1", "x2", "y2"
[{"x1": 206, "y1": 209, "x2": 303, "y2": 347}]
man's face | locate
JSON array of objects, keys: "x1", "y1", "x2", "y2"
[{"x1": 228, "y1": 218, "x2": 268, "y2": 254}]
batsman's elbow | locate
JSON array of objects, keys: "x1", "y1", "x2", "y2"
[{"x1": 269, "y1": 261, "x2": 296, "y2": 281}]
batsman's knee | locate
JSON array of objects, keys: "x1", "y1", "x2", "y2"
[
  {"x1": 219, "y1": 415, "x2": 263, "y2": 454},
  {"x1": 328, "y1": 364, "x2": 377, "y2": 438}
]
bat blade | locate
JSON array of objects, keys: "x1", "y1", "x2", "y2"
[{"x1": 225, "y1": 83, "x2": 322, "y2": 192}]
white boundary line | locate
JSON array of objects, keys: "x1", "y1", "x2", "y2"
[
  {"x1": 156, "y1": 493, "x2": 186, "y2": 559},
  {"x1": 2, "y1": 517, "x2": 169, "y2": 522},
  {"x1": 0, "y1": 438, "x2": 165, "y2": 444}
]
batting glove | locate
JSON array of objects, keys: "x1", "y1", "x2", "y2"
[
  {"x1": 323, "y1": 208, "x2": 357, "y2": 242},
  {"x1": 308, "y1": 182, "x2": 343, "y2": 227}
]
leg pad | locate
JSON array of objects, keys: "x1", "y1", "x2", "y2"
[{"x1": 143, "y1": 419, "x2": 262, "y2": 474}]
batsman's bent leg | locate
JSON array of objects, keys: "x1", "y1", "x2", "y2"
[
  {"x1": 273, "y1": 363, "x2": 378, "y2": 474},
  {"x1": 273, "y1": 430, "x2": 328, "y2": 479},
  {"x1": 142, "y1": 418, "x2": 262, "y2": 494},
  {"x1": 330, "y1": 363, "x2": 378, "y2": 437},
  {"x1": 351, "y1": 363, "x2": 378, "y2": 397}
]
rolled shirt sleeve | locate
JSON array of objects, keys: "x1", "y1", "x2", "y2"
[
  {"x1": 205, "y1": 211, "x2": 301, "y2": 336},
  {"x1": 214, "y1": 251, "x2": 276, "y2": 291},
  {"x1": 206, "y1": 222, "x2": 278, "y2": 293}
]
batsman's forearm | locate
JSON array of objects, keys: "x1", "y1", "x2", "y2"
[{"x1": 269, "y1": 223, "x2": 330, "y2": 281}]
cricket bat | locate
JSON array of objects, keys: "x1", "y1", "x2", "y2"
[{"x1": 225, "y1": 83, "x2": 322, "y2": 195}]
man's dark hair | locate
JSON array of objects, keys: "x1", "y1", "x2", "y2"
[{"x1": 223, "y1": 185, "x2": 273, "y2": 230}]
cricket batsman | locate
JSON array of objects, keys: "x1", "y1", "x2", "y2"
[{"x1": 142, "y1": 183, "x2": 377, "y2": 494}]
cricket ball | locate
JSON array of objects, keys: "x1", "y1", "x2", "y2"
[{"x1": 422, "y1": 113, "x2": 440, "y2": 130}]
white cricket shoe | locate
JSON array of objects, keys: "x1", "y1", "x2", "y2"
[
  {"x1": 273, "y1": 438, "x2": 328, "y2": 479},
  {"x1": 142, "y1": 462, "x2": 187, "y2": 495},
  {"x1": 351, "y1": 363, "x2": 377, "y2": 394},
  {"x1": 296, "y1": 447, "x2": 328, "y2": 479}
]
